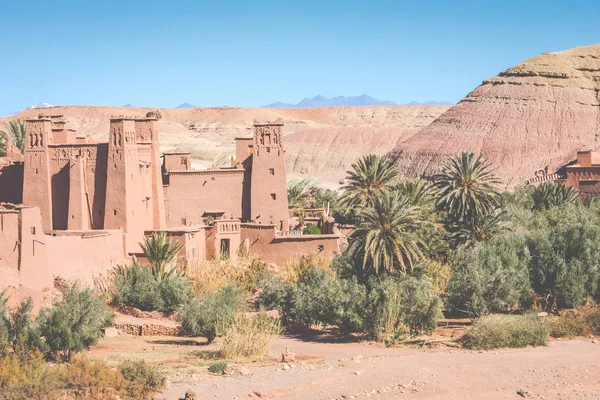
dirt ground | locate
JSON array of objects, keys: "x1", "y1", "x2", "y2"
[{"x1": 90, "y1": 332, "x2": 600, "y2": 400}]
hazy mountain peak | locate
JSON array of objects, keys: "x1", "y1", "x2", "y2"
[
  {"x1": 262, "y1": 95, "x2": 397, "y2": 108},
  {"x1": 176, "y1": 102, "x2": 197, "y2": 109}
]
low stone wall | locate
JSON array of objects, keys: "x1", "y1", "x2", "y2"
[{"x1": 114, "y1": 322, "x2": 182, "y2": 336}]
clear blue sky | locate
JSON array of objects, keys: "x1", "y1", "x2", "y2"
[{"x1": 1, "y1": 0, "x2": 599, "y2": 115}]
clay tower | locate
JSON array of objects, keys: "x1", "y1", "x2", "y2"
[
  {"x1": 250, "y1": 119, "x2": 289, "y2": 231},
  {"x1": 22, "y1": 117, "x2": 53, "y2": 231}
]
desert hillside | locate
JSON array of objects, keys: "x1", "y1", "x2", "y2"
[
  {"x1": 390, "y1": 43, "x2": 600, "y2": 189},
  {"x1": 5, "y1": 105, "x2": 448, "y2": 187}
]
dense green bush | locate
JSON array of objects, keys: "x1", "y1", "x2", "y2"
[
  {"x1": 461, "y1": 314, "x2": 548, "y2": 350},
  {"x1": 302, "y1": 224, "x2": 321, "y2": 235},
  {"x1": 112, "y1": 262, "x2": 191, "y2": 313},
  {"x1": 178, "y1": 284, "x2": 244, "y2": 343},
  {"x1": 526, "y1": 205, "x2": 600, "y2": 309},
  {"x1": 258, "y1": 266, "x2": 442, "y2": 339},
  {"x1": 5, "y1": 298, "x2": 44, "y2": 362},
  {"x1": 447, "y1": 233, "x2": 533, "y2": 316},
  {"x1": 38, "y1": 285, "x2": 113, "y2": 362}
]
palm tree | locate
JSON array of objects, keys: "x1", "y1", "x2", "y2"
[
  {"x1": 0, "y1": 119, "x2": 26, "y2": 155},
  {"x1": 431, "y1": 151, "x2": 500, "y2": 227},
  {"x1": 451, "y1": 208, "x2": 509, "y2": 247},
  {"x1": 139, "y1": 232, "x2": 184, "y2": 279},
  {"x1": 340, "y1": 154, "x2": 398, "y2": 212},
  {"x1": 348, "y1": 192, "x2": 426, "y2": 274},
  {"x1": 287, "y1": 177, "x2": 318, "y2": 209},
  {"x1": 530, "y1": 183, "x2": 579, "y2": 211},
  {"x1": 391, "y1": 179, "x2": 433, "y2": 208}
]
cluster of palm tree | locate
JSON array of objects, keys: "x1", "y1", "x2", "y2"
[
  {"x1": 0, "y1": 119, "x2": 26, "y2": 157},
  {"x1": 343, "y1": 151, "x2": 504, "y2": 275},
  {"x1": 530, "y1": 182, "x2": 579, "y2": 211}
]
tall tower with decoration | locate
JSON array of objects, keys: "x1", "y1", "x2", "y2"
[
  {"x1": 22, "y1": 117, "x2": 53, "y2": 231},
  {"x1": 249, "y1": 118, "x2": 289, "y2": 231}
]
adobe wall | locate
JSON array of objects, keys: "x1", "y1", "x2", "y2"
[
  {"x1": 45, "y1": 230, "x2": 125, "y2": 284},
  {"x1": 240, "y1": 223, "x2": 340, "y2": 266},
  {"x1": 0, "y1": 207, "x2": 52, "y2": 307},
  {"x1": 0, "y1": 161, "x2": 23, "y2": 204},
  {"x1": 142, "y1": 228, "x2": 207, "y2": 268},
  {"x1": 164, "y1": 169, "x2": 244, "y2": 227}
]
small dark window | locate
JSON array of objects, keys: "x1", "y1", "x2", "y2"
[
  {"x1": 271, "y1": 193, "x2": 276, "y2": 200},
  {"x1": 266, "y1": 147, "x2": 271, "y2": 153},
  {"x1": 113, "y1": 210, "x2": 117, "y2": 216},
  {"x1": 181, "y1": 218, "x2": 187, "y2": 226},
  {"x1": 269, "y1": 168, "x2": 274, "y2": 175},
  {"x1": 99, "y1": 209, "x2": 103, "y2": 216},
  {"x1": 71, "y1": 215, "x2": 74, "y2": 219},
  {"x1": 30, "y1": 227, "x2": 36, "y2": 235},
  {"x1": 35, "y1": 168, "x2": 38, "y2": 175}
]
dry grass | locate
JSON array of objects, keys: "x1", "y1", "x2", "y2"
[
  {"x1": 189, "y1": 257, "x2": 269, "y2": 295},
  {"x1": 547, "y1": 303, "x2": 600, "y2": 338},
  {"x1": 461, "y1": 314, "x2": 548, "y2": 350},
  {"x1": 220, "y1": 313, "x2": 281, "y2": 359},
  {"x1": 278, "y1": 254, "x2": 333, "y2": 284}
]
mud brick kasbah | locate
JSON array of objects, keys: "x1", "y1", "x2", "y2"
[{"x1": 0, "y1": 114, "x2": 340, "y2": 305}]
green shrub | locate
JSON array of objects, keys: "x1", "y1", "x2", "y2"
[
  {"x1": 207, "y1": 362, "x2": 228, "y2": 374},
  {"x1": 38, "y1": 285, "x2": 114, "y2": 362},
  {"x1": 112, "y1": 262, "x2": 191, "y2": 313},
  {"x1": 220, "y1": 313, "x2": 281, "y2": 358},
  {"x1": 0, "y1": 291, "x2": 8, "y2": 358},
  {"x1": 461, "y1": 314, "x2": 548, "y2": 350},
  {"x1": 258, "y1": 267, "x2": 442, "y2": 340},
  {"x1": 303, "y1": 224, "x2": 321, "y2": 235},
  {"x1": 447, "y1": 233, "x2": 533, "y2": 316},
  {"x1": 119, "y1": 360, "x2": 166, "y2": 399},
  {"x1": 178, "y1": 284, "x2": 244, "y2": 343},
  {"x1": 6, "y1": 298, "x2": 45, "y2": 361},
  {"x1": 527, "y1": 205, "x2": 600, "y2": 309}
]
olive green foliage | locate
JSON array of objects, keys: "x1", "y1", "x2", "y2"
[
  {"x1": 139, "y1": 231, "x2": 184, "y2": 278},
  {"x1": 38, "y1": 285, "x2": 114, "y2": 362},
  {"x1": 431, "y1": 151, "x2": 500, "y2": 228},
  {"x1": 4, "y1": 298, "x2": 44, "y2": 362},
  {"x1": 257, "y1": 266, "x2": 442, "y2": 339},
  {"x1": 340, "y1": 154, "x2": 398, "y2": 211},
  {"x1": 531, "y1": 182, "x2": 579, "y2": 211},
  {"x1": 112, "y1": 262, "x2": 191, "y2": 313},
  {"x1": 348, "y1": 192, "x2": 427, "y2": 274},
  {"x1": 447, "y1": 233, "x2": 533, "y2": 316},
  {"x1": 0, "y1": 119, "x2": 26, "y2": 156},
  {"x1": 302, "y1": 224, "x2": 321, "y2": 235},
  {"x1": 526, "y1": 203, "x2": 600, "y2": 309},
  {"x1": 119, "y1": 359, "x2": 166, "y2": 399},
  {"x1": 0, "y1": 353, "x2": 60, "y2": 400},
  {"x1": 461, "y1": 314, "x2": 548, "y2": 349},
  {"x1": 178, "y1": 284, "x2": 244, "y2": 343}
]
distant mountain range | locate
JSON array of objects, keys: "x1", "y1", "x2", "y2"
[{"x1": 261, "y1": 95, "x2": 451, "y2": 108}]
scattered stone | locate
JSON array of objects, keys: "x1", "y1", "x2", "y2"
[
  {"x1": 184, "y1": 390, "x2": 197, "y2": 400},
  {"x1": 517, "y1": 389, "x2": 531, "y2": 398},
  {"x1": 592, "y1": 339, "x2": 598, "y2": 344},
  {"x1": 102, "y1": 327, "x2": 119, "y2": 338},
  {"x1": 224, "y1": 365, "x2": 250, "y2": 376},
  {"x1": 353, "y1": 355, "x2": 364, "y2": 363}
]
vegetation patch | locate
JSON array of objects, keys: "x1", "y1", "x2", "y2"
[
  {"x1": 220, "y1": 313, "x2": 281, "y2": 358},
  {"x1": 461, "y1": 314, "x2": 548, "y2": 350}
]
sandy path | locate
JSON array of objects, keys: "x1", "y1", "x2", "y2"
[{"x1": 161, "y1": 335, "x2": 600, "y2": 400}]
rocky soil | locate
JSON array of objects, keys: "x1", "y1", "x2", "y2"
[
  {"x1": 3, "y1": 105, "x2": 448, "y2": 188},
  {"x1": 390, "y1": 43, "x2": 600, "y2": 189},
  {"x1": 160, "y1": 335, "x2": 600, "y2": 400}
]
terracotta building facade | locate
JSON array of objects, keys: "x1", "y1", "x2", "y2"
[{"x1": 0, "y1": 114, "x2": 340, "y2": 305}]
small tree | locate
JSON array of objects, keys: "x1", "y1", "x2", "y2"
[
  {"x1": 38, "y1": 285, "x2": 113, "y2": 362},
  {"x1": 139, "y1": 232, "x2": 184, "y2": 279},
  {"x1": 340, "y1": 154, "x2": 398, "y2": 211},
  {"x1": 7, "y1": 298, "x2": 44, "y2": 361},
  {"x1": 0, "y1": 119, "x2": 26, "y2": 155}
]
